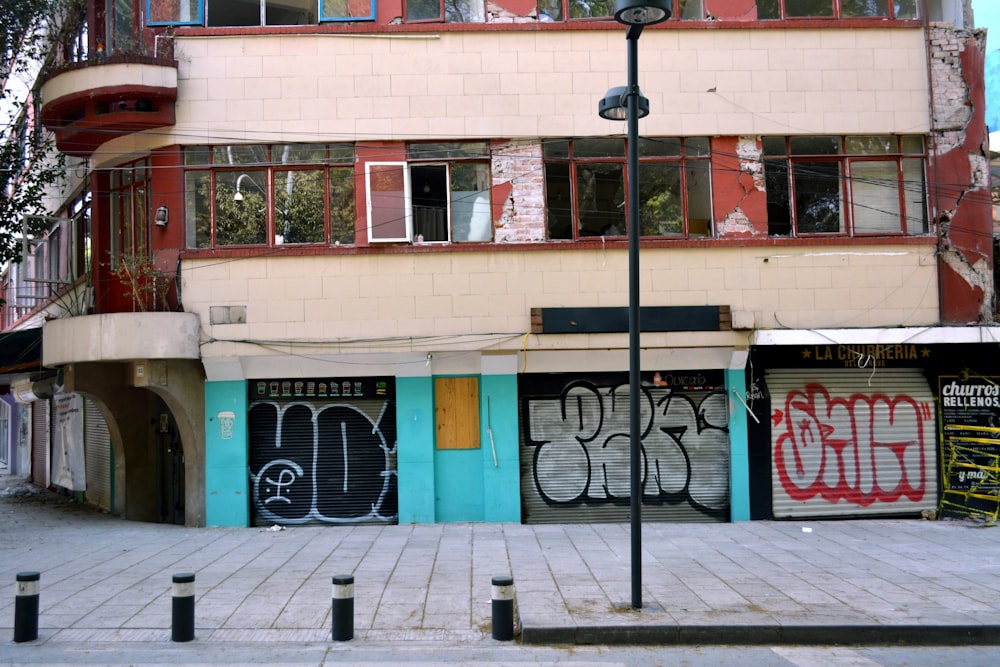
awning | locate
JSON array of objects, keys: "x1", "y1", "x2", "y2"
[{"x1": 0, "y1": 328, "x2": 43, "y2": 375}]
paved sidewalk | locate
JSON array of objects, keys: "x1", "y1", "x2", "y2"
[{"x1": 1, "y1": 473, "x2": 999, "y2": 647}]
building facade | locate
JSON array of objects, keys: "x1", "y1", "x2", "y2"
[{"x1": 3, "y1": 0, "x2": 998, "y2": 526}]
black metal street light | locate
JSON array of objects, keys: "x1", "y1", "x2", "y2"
[{"x1": 597, "y1": 0, "x2": 672, "y2": 611}]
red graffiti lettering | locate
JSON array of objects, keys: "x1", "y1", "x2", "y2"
[{"x1": 773, "y1": 384, "x2": 931, "y2": 507}]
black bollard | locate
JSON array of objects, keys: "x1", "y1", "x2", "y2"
[
  {"x1": 491, "y1": 575, "x2": 514, "y2": 641},
  {"x1": 331, "y1": 574, "x2": 354, "y2": 641},
  {"x1": 171, "y1": 573, "x2": 196, "y2": 642},
  {"x1": 14, "y1": 571, "x2": 40, "y2": 643}
]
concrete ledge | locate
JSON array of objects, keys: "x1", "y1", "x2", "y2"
[{"x1": 43, "y1": 312, "x2": 201, "y2": 366}]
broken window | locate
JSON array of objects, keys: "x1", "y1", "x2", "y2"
[
  {"x1": 366, "y1": 143, "x2": 492, "y2": 244},
  {"x1": 763, "y1": 135, "x2": 927, "y2": 237},
  {"x1": 543, "y1": 137, "x2": 712, "y2": 240},
  {"x1": 184, "y1": 143, "x2": 356, "y2": 248}
]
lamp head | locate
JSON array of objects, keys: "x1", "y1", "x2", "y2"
[
  {"x1": 233, "y1": 191, "x2": 244, "y2": 202},
  {"x1": 598, "y1": 86, "x2": 650, "y2": 121},
  {"x1": 154, "y1": 205, "x2": 169, "y2": 227},
  {"x1": 612, "y1": 0, "x2": 671, "y2": 26}
]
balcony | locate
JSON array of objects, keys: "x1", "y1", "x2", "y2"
[
  {"x1": 39, "y1": 56, "x2": 178, "y2": 158},
  {"x1": 42, "y1": 312, "x2": 200, "y2": 367}
]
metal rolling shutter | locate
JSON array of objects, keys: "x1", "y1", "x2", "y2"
[
  {"x1": 84, "y1": 398, "x2": 112, "y2": 511},
  {"x1": 519, "y1": 372, "x2": 731, "y2": 524},
  {"x1": 248, "y1": 397, "x2": 398, "y2": 527},
  {"x1": 31, "y1": 401, "x2": 48, "y2": 487},
  {"x1": 766, "y1": 368, "x2": 938, "y2": 518}
]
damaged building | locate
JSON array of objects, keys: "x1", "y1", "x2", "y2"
[{"x1": 1, "y1": 0, "x2": 998, "y2": 526}]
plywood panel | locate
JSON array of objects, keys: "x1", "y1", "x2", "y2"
[{"x1": 435, "y1": 377, "x2": 480, "y2": 450}]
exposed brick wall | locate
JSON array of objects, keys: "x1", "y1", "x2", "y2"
[{"x1": 491, "y1": 140, "x2": 547, "y2": 243}]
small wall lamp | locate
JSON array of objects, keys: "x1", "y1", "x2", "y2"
[{"x1": 154, "y1": 206, "x2": 169, "y2": 227}]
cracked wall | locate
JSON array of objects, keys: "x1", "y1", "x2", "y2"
[{"x1": 929, "y1": 24, "x2": 995, "y2": 323}]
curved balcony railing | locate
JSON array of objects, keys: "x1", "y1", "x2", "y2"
[{"x1": 38, "y1": 54, "x2": 178, "y2": 158}]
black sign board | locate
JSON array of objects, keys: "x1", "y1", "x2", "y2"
[
  {"x1": 249, "y1": 376, "x2": 394, "y2": 401},
  {"x1": 938, "y1": 375, "x2": 1000, "y2": 522}
]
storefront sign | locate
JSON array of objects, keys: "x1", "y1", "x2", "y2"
[{"x1": 938, "y1": 375, "x2": 1000, "y2": 522}]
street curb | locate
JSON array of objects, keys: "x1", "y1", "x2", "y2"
[{"x1": 519, "y1": 624, "x2": 1000, "y2": 646}]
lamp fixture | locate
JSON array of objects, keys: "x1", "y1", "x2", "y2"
[
  {"x1": 154, "y1": 205, "x2": 169, "y2": 227},
  {"x1": 612, "y1": 0, "x2": 672, "y2": 25},
  {"x1": 598, "y1": 85, "x2": 649, "y2": 121}
]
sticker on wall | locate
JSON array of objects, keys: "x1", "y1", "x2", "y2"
[{"x1": 218, "y1": 411, "x2": 235, "y2": 440}]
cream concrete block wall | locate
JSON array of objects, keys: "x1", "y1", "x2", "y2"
[
  {"x1": 183, "y1": 244, "x2": 939, "y2": 361},
  {"x1": 150, "y1": 27, "x2": 929, "y2": 151}
]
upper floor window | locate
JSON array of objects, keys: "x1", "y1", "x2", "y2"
[
  {"x1": 763, "y1": 135, "x2": 927, "y2": 237},
  {"x1": 110, "y1": 159, "x2": 151, "y2": 263},
  {"x1": 185, "y1": 143, "x2": 356, "y2": 248},
  {"x1": 757, "y1": 0, "x2": 919, "y2": 19},
  {"x1": 148, "y1": 0, "x2": 204, "y2": 26},
  {"x1": 367, "y1": 142, "x2": 492, "y2": 243},
  {"x1": 543, "y1": 137, "x2": 712, "y2": 240}
]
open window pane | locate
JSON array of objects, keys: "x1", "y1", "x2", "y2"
[
  {"x1": 411, "y1": 165, "x2": 448, "y2": 242},
  {"x1": 450, "y1": 163, "x2": 491, "y2": 242},
  {"x1": 851, "y1": 160, "x2": 901, "y2": 234},
  {"x1": 216, "y1": 171, "x2": 267, "y2": 246},
  {"x1": 266, "y1": 0, "x2": 315, "y2": 24},
  {"x1": 275, "y1": 170, "x2": 325, "y2": 244},
  {"x1": 545, "y1": 162, "x2": 573, "y2": 240},
  {"x1": 765, "y1": 159, "x2": 792, "y2": 235},
  {"x1": 367, "y1": 163, "x2": 410, "y2": 242}
]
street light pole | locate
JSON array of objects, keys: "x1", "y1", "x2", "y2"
[{"x1": 598, "y1": 0, "x2": 671, "y2": 611}]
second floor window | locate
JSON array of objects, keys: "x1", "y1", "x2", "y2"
[
  {"x1": 366, "y1": 142, "x2": 492, "y2": 244},
  {"x1": 543, "y1": 137, "x2": 712, "y2": 240},
  {"x1": 763, "y1": 135, "x2": 928, "y2": 237},
  {"x1": 110, "y1": 160, "x2": 150, "y2": 263},
  {"x1": 185, "y1": 144, "x2": 356, "y2": 248},
  {"x1": 757, "y1": 0, "x2": 919, "y2": 19}
]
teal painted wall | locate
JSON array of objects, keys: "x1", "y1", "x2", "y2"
[
  {"x1": 481, "y1": 374, "x2": 521, "y2": 522},
  {"x1": 434, "y1": 447, "x2": 484, "y2": 522},
  {"x1": 396, "y1": 376, "x2": 436, "y2": 523},
  {"x1": 205, "y1": 381, "x2": 249, "y2": 526},
  {"x1": 726, "y1": 368, "x2": 751, "y2": 522},
  {"x1": 396, "y1": 372, "x2": 520, "y2": 523}
]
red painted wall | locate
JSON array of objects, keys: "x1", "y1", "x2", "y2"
[{"x1": 936, "y1": 32, "x2": 994, "y2": 324}]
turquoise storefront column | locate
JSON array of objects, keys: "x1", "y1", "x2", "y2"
[
  {"x1": 726, "y1": 362, "x2": 751, "y2": 522},
  {"x1": 481, "y1": 357, "x2": 520, "y2": 522},
  {"x1": 396, "y1": 376, "x2": 436, "y2": 523},
  {"x1": 205, "y1": 381, "x2": 249, "y2": 526}
]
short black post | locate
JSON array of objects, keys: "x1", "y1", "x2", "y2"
[
  {"x1": 171, "y1": 573, "x2": 195, "y2": 642},
  {"x1": 331, "y1": 575, "x2": 354, "y2": 641},
  {"x1": 491, "y1": 575, "x2": 514, "y2": 641},
  {"x1": 14, "y1": 571, "x2": 40, "y2": 643}
]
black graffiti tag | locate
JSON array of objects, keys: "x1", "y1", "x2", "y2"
[
  {"x1": 525, "y1": 382, "x2": 729, "y2": 511},
  {"x1": 248, "y1": 400, "x2": 397, "y2": 525}
]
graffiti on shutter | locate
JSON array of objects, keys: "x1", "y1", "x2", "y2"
[
  {"x1": 519, "y1": 371, "x2": 730, "y2": 524},
  {"x1": 767, "y1": 368, "x2": 937, "y2": 518},
  {"x1": 248, "y1": 377, "x2": 397, "y2": 526}
]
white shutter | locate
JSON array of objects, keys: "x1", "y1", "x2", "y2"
[{"x1": 767, "y1": 368, "x2": 937, "y2": 518}]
